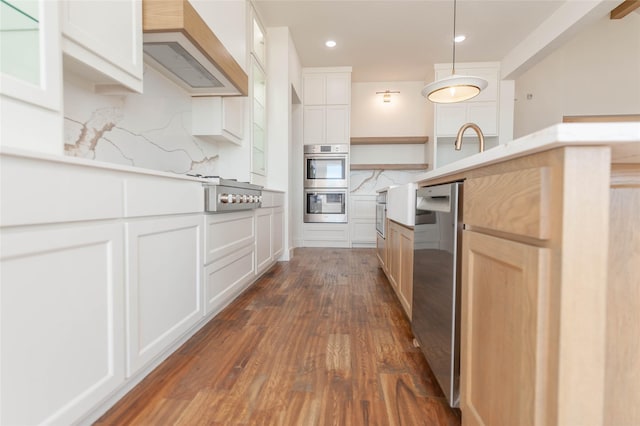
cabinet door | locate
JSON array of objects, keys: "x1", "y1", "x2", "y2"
[
  {"x1": 60, "y1": 0, "x2": 143, "y2": 92},
  {"x1": 303, "y1": 105, "x2": 326, "y2": 144},
  {"x1": 325, "y1": 105, "x2": 350, "y2": 143},
  {"x1": 126, "y1": 215, "x2": 202, "y2": 376},
  {"x1": 387, "y1": 222, "x2": 400, "y2": 290},
  {"x1": 436, "y1": 104, "x2": 467, "y2": 136},
  {"x1": 0, "y1": 224, "x2": 124, "y2": 425},
  {"x1": 272, "y1": 207, "x2": 284, "y2": 260},
  {"x1": 376, "y1": 232, "x2": 386, "y2": 271},
  {"x1": 461, "y1": 230, "x2": 549, "y2": 426},
  {"x1": 1, "y1": 0, "x2": 63, "y2": 154},
  {"x1": 326, "y1": 73, "x2": 351, "y2": 105},
  {"x1": 397, "y1": 224, "x2": 414, "y2": 318},
  {"x1": 204, "y1": 244, "x2": 255, "y2": 316},
  {"x1": 256, "y1": 207, "x2": 273, "y2": 274},
  {"x1": 303, "y1": 74, "x2": 326, "y2": 105},
  {"x1": 467, "y1": 102, "x2": 498, "y2": 136}
]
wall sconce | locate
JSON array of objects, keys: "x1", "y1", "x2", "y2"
[{"x1": 376, "y1": 90, "x2": 400, "y2": 103}]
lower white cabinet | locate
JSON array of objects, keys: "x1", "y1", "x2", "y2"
[
  {"x1": 256, "y1": 207, "x2": 273, "y2": 274},
  {"x1": 204, "y1": 244, "x2": 255, "y2": 316},
  {"x1": 272, "y1": 207, "x2": 284, "y2": 260},
  {"x1": 126, "y1": 215, "x2": 202, "y2": 377},
  {"x1": 0, "y1": 223, "x2": 125, "y2": 425},
  {"x1": 256, "y1": 204, "x2": 285, "y2": 274},
  {"x1": 203, "y1": 211, "x2": 256, "y2": 315},
  {"x1": 350, "y1": 194, "x2": 376, "y2": 247}
]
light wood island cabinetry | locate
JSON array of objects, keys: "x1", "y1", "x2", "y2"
[
  {"x1": 385, "y1": 219, "x2": 414, "y2": 319},
  {"x1": 413, "y1": 140, "x2": 640, "y2": 426}
]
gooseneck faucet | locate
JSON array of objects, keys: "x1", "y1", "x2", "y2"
[{"x1": 454, "y1": 123, "x2": 485, "y2": 153}]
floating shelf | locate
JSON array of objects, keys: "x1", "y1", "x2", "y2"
[
  {"x1": 350, "y1": 163, "x2": 429, "y2": 171},
  {"x1": 350, "y1": 136, "x2": 429, "y2": 145}
]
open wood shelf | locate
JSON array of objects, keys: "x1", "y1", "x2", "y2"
[
  {"x1": 350, "y1": 163, "x2": 429, "y2": 171},
  {"x1": 350, "y1": 136, "x2": 429, "y2": 145}
]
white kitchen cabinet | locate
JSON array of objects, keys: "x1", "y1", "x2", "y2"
[
  {"x1": 204, "y1": 244, "x2": 255, "y2": 316},
  {"x1": 192, "y1": 97, "x2": 245, "y2": 145},
  {"x1": 126, "y1": 215, "x2": 203, "y2": 377},
  {"x1": 1, "y1": 0, "x2": 63, "y2": 154},
  {"x1": 436, "y1": 102, "x2": 498, "y2": 137},
  {"x1": 272, "y1": 206, "x2": 284, "y2": 260},
  {"x1": 256, "y1": 206, "x2": 273, "y2": 274},
  {"x1": 203, "y1": 210, "x2": 256, "y2": 315},
  {"x1": 303, "y1": 105, "x2": 350, "y2": 144},
  {"x1": 302, "y1": 68, "x2": 351, "y2": 145},
  {"x1": 350, "y1": 194, "x2": 376, "y2": 247},
  {"x1": 256, "y1": 191, "x2": 285, "y2": 274},
  {"x1": 303, "y1": 72, "x2": 351, "y2": 105},
  {"x1": 60, "y1": 0, "x2": 143, "y2": 93},
  {"x1": 0, "y1": 223, "x2": 125, "y2": 425},
  {"x1": 252, "y1": 57, "x2": 267, "y2": 175},
  {"x1": 302, "y1": 222, "x2": 350, "y2": 248},
  {"x1": 434, "y1": 63, "x2": 499, "y2": 137}
]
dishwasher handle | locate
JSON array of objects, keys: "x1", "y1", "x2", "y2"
[{"x1": 416, "y1": 184, "x2": 456, "y2": 213}]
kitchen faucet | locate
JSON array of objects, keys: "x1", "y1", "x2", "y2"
[{"x1": 454, "y1": 123, "x2": 485, "y2": 153}]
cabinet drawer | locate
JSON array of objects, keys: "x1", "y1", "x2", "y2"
[{"x1": 464, "y1": 167, "x2": 551, "y2": 239}]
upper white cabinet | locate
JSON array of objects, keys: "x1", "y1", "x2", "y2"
[
  {"x1": 192, "y1": 97, "x2": 245, "y2": 145},
  {"x1": 303, "y1": 72, "x2": 351, "y2": 105},
  {"x1": 434, "y1": 63, "x2": 499, "y2": 137},
  {"x1": 252, "y1": 14, "x2": 266, "y2": 69},
  {"x1": 302, "y1": 68, "x2": 351, "y2": 144},
  {"x1": 252, "y1": 57, "x2": 267, "y2": 175},
  {"x1": 60, "y1": 0, "x2": 143, "y2": 93},
  {"x1": 0, "y1": 0, "x2": 63, "y2": 154}
]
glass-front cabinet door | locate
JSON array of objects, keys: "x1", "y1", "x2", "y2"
[
  {"x1": 0, "y1": 0, "x2": 62, "y2": 153},
  {"x1": 251, "y1": 58, "x2": 266, "y2": 176},
  {"x1": 0, "y1": 0, "x2": 60, "y2": 110}
]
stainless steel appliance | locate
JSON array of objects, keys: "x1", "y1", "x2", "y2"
[
  {"x1": 303, "y1": 144, "x2": 349, "y2": 188},
  {"x1": 303, "y1": 189, "x2": 347, "y2": 223},
  {"x1": 412, "y1": 182, "x2": 463, "y2": 407},
  {"x1": 376, "y1": 189, "x2": 387, "y2": 238},
  {"x1": 201, "y1": 177, "x2": 263, "y2": 212}
]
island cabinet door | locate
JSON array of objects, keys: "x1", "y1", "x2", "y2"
[{"x1": 460, "y1": 230, "x2": 550, "y2": 426}]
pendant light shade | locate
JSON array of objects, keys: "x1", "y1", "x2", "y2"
[
  {"x1": 422, "y1": 0, "x2": 488, "y2": 103},
  {"x1": 421, "y1": 74, "x2": 488, "y2": 103}
]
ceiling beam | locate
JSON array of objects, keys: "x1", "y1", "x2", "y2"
[{"x1": 610, "y1": 0, "x2": 640, "y2": 19}]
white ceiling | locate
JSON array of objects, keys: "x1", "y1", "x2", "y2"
[{"x1": 253, "y1": 0, "x2": 568, "y2": 82}]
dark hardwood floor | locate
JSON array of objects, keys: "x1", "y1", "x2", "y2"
[{"x1": 96, "y1": 248, "x2": 461, "y2": 425}]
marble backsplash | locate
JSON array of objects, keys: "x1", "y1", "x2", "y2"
[
  {"x1": 64, "y1": 65, "x2": 220, "y2": 176},
  {"x1": 350, "y1": 169, "x2": 424, "y2": 194}
]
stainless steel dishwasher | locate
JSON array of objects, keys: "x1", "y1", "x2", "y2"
[{"x1": 412, "y1": 181, "x2": 463, "y2": 407}]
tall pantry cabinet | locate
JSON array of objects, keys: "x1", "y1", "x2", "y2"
[{"x1": 301, "y1": 68, "x2": 352, "y2": 247}]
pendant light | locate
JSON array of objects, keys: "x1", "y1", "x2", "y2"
[{"x1": 421, "y1": 0, "x2": 488, "y2": 103}]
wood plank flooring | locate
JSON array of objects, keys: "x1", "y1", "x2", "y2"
[{"x1": 96, "y1": 248, "x2": 461, "y2": 425}]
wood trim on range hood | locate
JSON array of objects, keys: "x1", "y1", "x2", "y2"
[{"x1": 143, "y1": 0, "x2": 248, "y2": 96}]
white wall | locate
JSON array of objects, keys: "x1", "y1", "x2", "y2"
[
  {"x1": 350, "y1": 81, "x2": 432, "y2": 167},
  {"x1": 514, "y1": 14, "x2": 640, "y2": 138},
  {"x1": 351, "y1": 81, "x2": 431, "y2": 138}
]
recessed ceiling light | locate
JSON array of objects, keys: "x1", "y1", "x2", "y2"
[
  {"x1": 454, "y1": 35, "x2": 466, "y2": 43},
  {"x1": 325, "y1": 40, "x2": 337, "y2": 48}
]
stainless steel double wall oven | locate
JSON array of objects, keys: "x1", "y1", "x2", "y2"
[{"x1": 303, "y1": 144, "x2": 349, "y2": 223}]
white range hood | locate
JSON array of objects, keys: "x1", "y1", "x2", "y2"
[{"x1": 142, "y1": 0, "x2": 248, "y2": 96}]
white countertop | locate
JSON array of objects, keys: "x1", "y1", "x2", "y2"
[{"x1": 414, "y1": 122, "x2": 640, "y2": 184}]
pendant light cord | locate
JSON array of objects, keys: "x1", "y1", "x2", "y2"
[{"x1": 452, "y1": 0, "x2": 457, "y2": 75}]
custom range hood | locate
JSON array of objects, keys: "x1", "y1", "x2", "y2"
[{"x1": 142, "y1": 0, "x2": 248, "y2": 96}]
